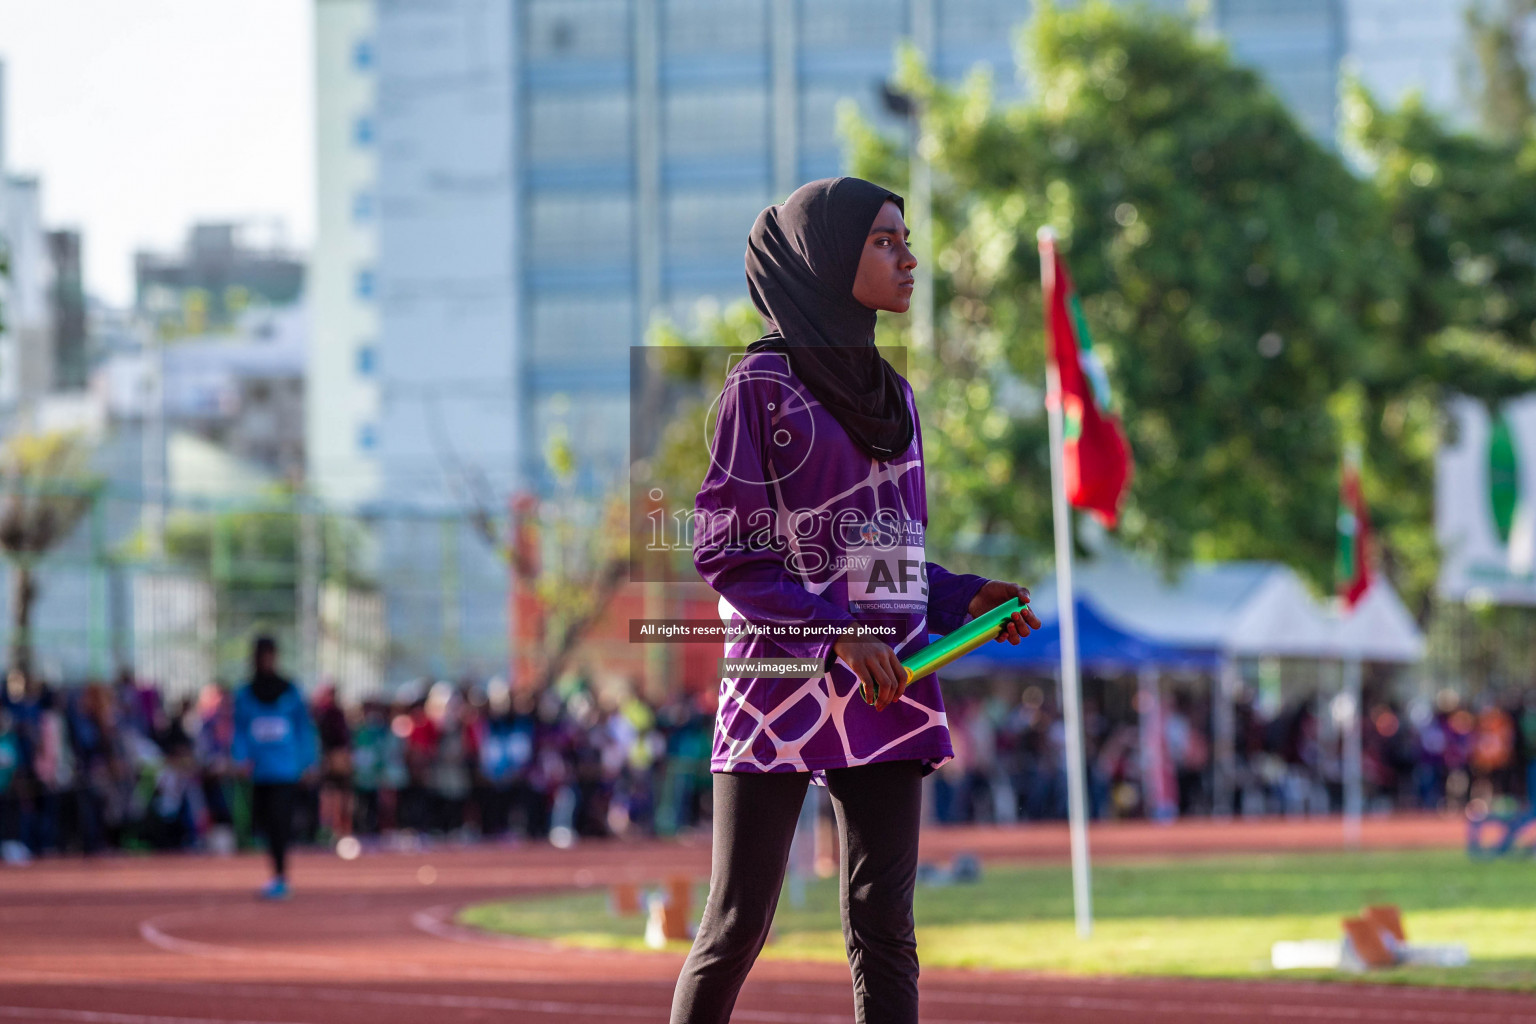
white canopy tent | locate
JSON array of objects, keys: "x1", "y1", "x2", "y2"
[
  {"x1": 1026, "y1": 547, "x2": 1424, "y2": 662},
  {"x1": 1330, "y1": 579, "x2": 1425, "y2": 663},
  {"x1": 1027, "y1": 549, "x2": 1341, "y2": 659},
  {"x1": 1224, "y1": 569, "x2": 1340, "y2": 659},
  {"x1": 1019, "y1": 548, "x2": 1424, "y2": 821}
]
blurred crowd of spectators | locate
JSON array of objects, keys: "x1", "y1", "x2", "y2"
[
  {"x1": 932, "y1": 684, "x2": 1536, "y2": 824},
  {"x1": 4, "y1": 671, "x2": 1536, "y2": 860},
  {"x1": 0, "y1": 670, "x2": 713, "y2": 860}
]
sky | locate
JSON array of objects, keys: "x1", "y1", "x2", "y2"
[{"x1": 0, "y1": 0, "x2": 313, "y2": 307}]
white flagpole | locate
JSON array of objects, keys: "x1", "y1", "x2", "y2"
[
  {"x1": 1340, "y1": 444, "x2": 1365, "y2": 849},
  {"x1": 1342, "y1": 655, "x2": 1364, "y2": 848},
  {"x1": 1039, "y1": 227, "x2": 1094, "y2": 939}
]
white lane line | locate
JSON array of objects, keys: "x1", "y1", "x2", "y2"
[
  {"x1": 407, "y1": 907, "x2": 1536, "y2": 1023},
  {"x1": 13, "y1": 969, "x2": 1527, "y2": 1024},
  {"x1": 765, "y1": 984, "x2": 1536, "y2": 1023},
  {"x1": 407, "y1": 903, "x2": 642, "y2": 960},
  {"x1": 0, "y1": 1008, "x2": 317, "y2": 1024},
  {"x1": 0, "y1": 980, "x2": 984, "y2": 1024},
  {"x1": 136, "y1": 909, "x2": 565, "y2": 983},
  {"x1": 135, "y1": 905, "x2": 1533, "y2": 1024},
  {"x1": 405, "y1": 909, "x2": 1536, "y2": 1024},
  {"x1": 0, "y1": 968, "x2": 105, "y2": 984},
  {"x1": 408, "y1": 904, "x2": 571, "y2": 952},
  {"x1": 134, "y1": 910, "x2": 931, "y2": 1023},
  {"x1": 138, "y1": 913, "x2": 371, "y2": 973}
]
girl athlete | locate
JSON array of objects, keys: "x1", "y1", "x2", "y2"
[
  {"x1": 671, "y1": 177, "x2": 1040, "y2": 1024},
  {"x1": 231, "y1": 636, "x2": 318, "y2": 900}
]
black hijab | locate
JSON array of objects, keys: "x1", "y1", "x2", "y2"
[
  {"x1": 744, "y1": 177, "x2": 916, "y2": 462},
  {"x1": 251, "y1": 670, "x2": 290, "y2": 705}
]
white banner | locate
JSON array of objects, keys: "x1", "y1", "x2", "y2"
[{"x1": 1437, "y1": 394, "x2": 1536, "y2": 604}]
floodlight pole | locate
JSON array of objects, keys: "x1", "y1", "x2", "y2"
[{"x1": 1039, "y1": 227, "x2": 1094, "y2": 939}]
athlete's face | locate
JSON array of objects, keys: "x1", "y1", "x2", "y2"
[{"x1": 851, "y1": 200, "x2": 917, "y2": 314}]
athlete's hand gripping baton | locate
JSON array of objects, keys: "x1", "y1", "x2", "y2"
[{"x1": 859, "y1": 597, "x2": 1031, "y2": 706}]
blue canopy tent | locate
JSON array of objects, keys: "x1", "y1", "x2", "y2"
[{"x1": 939, "y1": 595, "x2": 1219, "y2": 676}]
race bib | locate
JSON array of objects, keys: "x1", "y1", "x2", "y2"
[
  {"x1": 843, "y1": 517, "x2": 927, "y2": 614},
  {"x1": 481, "y1": 735, "x2": 512, "y2": 777},
  {"x1": 251, "y1": 715, "x2": 291, "y2": 743}
]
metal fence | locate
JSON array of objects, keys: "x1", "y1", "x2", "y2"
[{"x1": 0, "y1": 489, "x2": 510, "y2": 700}]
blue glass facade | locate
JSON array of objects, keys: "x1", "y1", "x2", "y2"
[{"x1": 514, "y1": 0, "x2": 1049, "y2": 494}]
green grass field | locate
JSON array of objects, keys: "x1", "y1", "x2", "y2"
[{"x1": 459, "y1": 849, "x2": 1536, "y2": 989}]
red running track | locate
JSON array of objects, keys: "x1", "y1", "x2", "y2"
[{"x1": 3, "y1": 814, "x2": 1531, "y2": 1024}]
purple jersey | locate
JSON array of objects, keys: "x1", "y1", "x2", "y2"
[{"x1": 693, "y1": 351, "x2": 988, "y2": 775}]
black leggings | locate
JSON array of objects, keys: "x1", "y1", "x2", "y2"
[
  {"x1": 251, "y1": 782, "x2": 296, "y2": 879},
  {"x1": 670, "y1": 759, "x2": 924, "y2": 1024}
]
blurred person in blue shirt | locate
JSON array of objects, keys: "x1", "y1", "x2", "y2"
[
  {"x1": 475, "y1": 678, "x2": 533, "y2": 837},
  {"x1": 231, "y1": 636, "x2": 317, "y2": 900}
]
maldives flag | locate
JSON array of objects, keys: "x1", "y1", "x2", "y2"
[
  {"x1": 1039, "y1": 235, "x2": 1133, "y2": 528},
  {"x1": 1337, "y1": 455, "x2": 1373, "y2": 609}
]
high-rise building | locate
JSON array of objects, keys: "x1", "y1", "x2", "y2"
[
  {"x1": 0, "y1": 57, "x2": 55, "y2": 419},
  {"x1": 1214, "y1": 0, "x2": 1346, "y2": 140},
  {"x1": 310, "y1": 1, "x2": 1042, "y2": 519},
  {"x1": 1346, "y1": 0, "x2": 1471, "y2": 123},
  {"x1": 312, "y1": 0, "x2": 382, "y2": 509}
]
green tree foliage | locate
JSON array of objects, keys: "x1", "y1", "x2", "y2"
[
  {"x1": 1340, "y1": 81, "x2": 1536, "y2": 604},
  {"x1": 844, "y1": 1, "x2": 1413, "y2": 594},
  {"x1": 1346, "y1": 84, "x2": 1536, "y2": 395},
  {"x1": 161, "y1": 498, "x2": 370, "y2": 587},
  {"x1": 156, "y1": 493, "x2": 371, "y2": 673}
]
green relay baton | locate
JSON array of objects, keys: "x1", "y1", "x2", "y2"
[{"x1": 859, "y1": 597, "x2": 1030, "y2": 706}]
